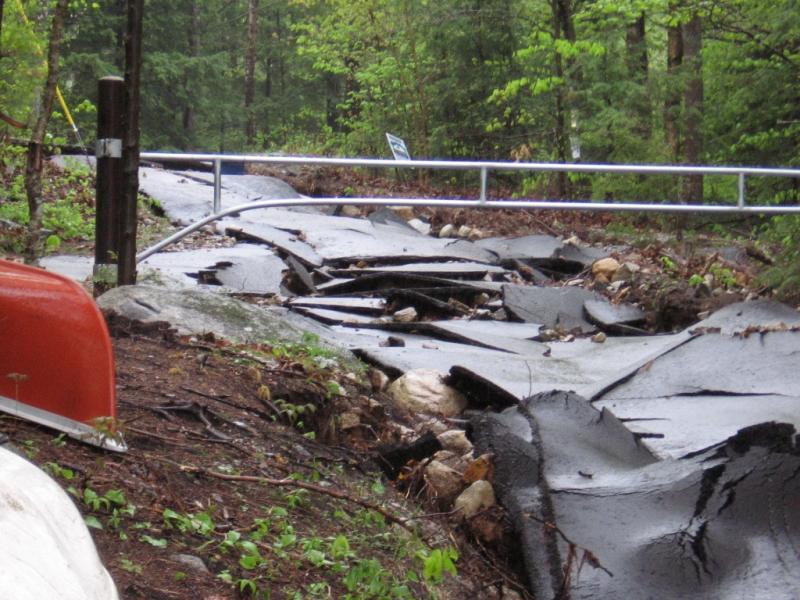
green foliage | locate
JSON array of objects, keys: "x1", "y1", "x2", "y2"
[
  {"x1": 758, "y1": 215, "x2": 800, "y2": 300},
  {"x1": 0, "y1": 144, "x2": 95, "y2": 252},
  {"x1": 162, "y1": 507, "x2": 216, "y2": 536},
  {"x1": 416, "y1": 547, "x2": 459, "y2": 584}
]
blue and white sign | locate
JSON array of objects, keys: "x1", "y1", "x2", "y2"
[{"x1": 385, "y1": 133, "x2": 411, "y2": 161}]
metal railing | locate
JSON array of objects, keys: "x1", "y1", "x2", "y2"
[{"x1": 136, "y1": 152, "x2": 800, "y2": 261}]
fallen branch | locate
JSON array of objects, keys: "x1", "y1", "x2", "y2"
[
  {"x1": 152, "y1": 401, "x2": 231, "y2": 441},
  {"x1": 125, "y1": 425, "x2": 193, "y2": 448},
  {"x1": 178, "y1": 463, "x2": 418, "y2": 535}
]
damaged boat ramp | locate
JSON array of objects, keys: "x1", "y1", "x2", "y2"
[{"x1": 121, "y1": 165, "x2": 800, "y2": 599}]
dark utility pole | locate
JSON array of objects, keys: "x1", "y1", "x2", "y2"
[
  {"x1": 94, "y1": 76, "x2": 124, "y2": 295},
  {"x1": 119, "y1": 0, "x2": 144, "y2": 285}
]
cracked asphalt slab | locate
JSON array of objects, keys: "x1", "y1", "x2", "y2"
[{"x1": 99, "y1": 166, "x2": 800, "y2": 599}]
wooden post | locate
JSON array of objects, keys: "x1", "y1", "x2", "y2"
[
  {"x1": 93, "y1": 76, "x2": 124, "y2": 295},
  {"x1": 119, "y1": 0, "x2": 144, "y2": 286}
]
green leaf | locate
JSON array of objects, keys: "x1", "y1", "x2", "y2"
[
  {"x1": 84, "y1": 515, "x2": 103, "y2": 529},
  {"x1": 140, "y1": 535, "x2": 168, "y2": 548}
]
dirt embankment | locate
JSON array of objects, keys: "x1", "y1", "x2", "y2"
[{"x1": 1, "y1": 317, "x2": 528, "y2": 600}]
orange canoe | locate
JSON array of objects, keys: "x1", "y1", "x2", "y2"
[{"x1": 0, "y1": 259, "x2": 125, "y2": 451}]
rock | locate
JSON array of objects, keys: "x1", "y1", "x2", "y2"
[
  {"x1": 415, "y1": 418, "x2": 449, "y2": 436},
  {"x1": 339, "y1": 205, "x2": 362, "y2": 217},
  {"x1": 170, "y1": 553, "x2": 210, "y2": 575},
  {"x1": 463, "y1": 453, "x2": 494, "y2": 483},
  {"x1": 491, "y1": 308, "x2": 508, "y2": 321},
  {"x1": 592, "y1": 257, "x2": 621, "y2": 283},
  {"x1": 468, "y1": 228, "x2": 485, "y2": 241},
  {"x1": 457, "y1": 225, "x2": 473, "y2": 238},
  {"x1": 612, "y1": 261, "x2": 640, "y2": 283},
  {"x1": 424, "y1": 460, "x2": 464, "y2": 506},
  {"x1": 433, "y1": 450, "x2": 471, "y2": 475},
  {"x1": 338, "y1": 411, "x2": 361, "y2": 430},
  {"x1": 408, "y1": 218, "x2": 432, "y2": 236},
  {"x1": 393, "y1": 307, "x2": 418, "y2": 323},
  {"x1": 499, "y1": 587, "x2": 524, "y2": 600},
  {"x1": 387, "y1": 369, "x2": 468, "y2": 417},
  {"x1": 98, "y1": 285, "x2": 316, "y2": 346},
  {"x1": 389, "y1": 206, "x2": 415, "y2": 221},
  {"x1": 379, "y1": 336, "x2": 407, "y2": 347},
  {"x1": 475, "y1": 292, "x2": 491, "y2": 306},
  {"x1": 368, "y1": 368, "x2": 390, "y2": 392},
  {"x1": 437, "y1": 430, "x2": 473, "y2": 455},
  {"x1": 438, "y1": 224, "x2": 455, "y2": 238},
  {"x1": 591, "y1": 331, "x2": 607, "y2": 343},
  {"x1": 454, "y1": 480, "x2": 496, "y2": 519},
  {"x1": 608, "y1": 280, "x2": 626, "y2": 293}
]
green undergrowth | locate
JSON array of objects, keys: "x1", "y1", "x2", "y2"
[
  {"x1": 756, "y1": 214, "x2": 800, "y2": 302},
  {"x1": 0, "y1": 143, "x2": 169, "y2": 256},
  {"x1": 41, "y1": 443, "x2": 459, "y2": 599},
  {"x1": 0, "y1": 145, "x2": 95, "y2": 253}
]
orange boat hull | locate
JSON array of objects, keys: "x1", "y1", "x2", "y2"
[{"x1": 0, "y1": 259, "x2": 123, "y2": 450}]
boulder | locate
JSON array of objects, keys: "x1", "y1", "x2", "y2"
[
  {"x1": 424, "y1": 460, "x2": 464, "y2": 506},
  {"x1": 438, "y1": 224, "x2": 455, "y2": 238},
  {"x1": 414, "y1": 417, "x2": 449, "y2": 436},
  {"x1": 393, "y1": 307, "x2": 418, "y2": 323},
  {"x1": 389, "y1": 206, "x2": 415, "y2": 221},
  {"x1": 368, "y1": 368, "x2": 390, "y2": 393},
  {"x1": 612, "y1": 261, "x2": 640, "y2": 282},
  {"x1": 592, "y1": 257, "x2": 621, "y2": 283},
  {"x1": 408, "y1": 218, "x2": 432, "y2": 236},
  {"x1": 387, "y1": 369, "x2": 468, "y2": 417},
  {"x1": 454, "y1": 480, "x2": 496, "y2": 519},
  {"x1": 456, "y1": 225, "x2": 473, "y2": 239},
  {"x1": 338, "y1": 411, "x2": 361, "y2": 430},
  {"x1": 437, "y1": 430, "x2": 473, "y2": 455},
  {"x1": 339, "y1": 205, "x2": 362, "y2": 217},
  {"x1": 98, "y1": 285, "x2": 304, "y2": 345}
]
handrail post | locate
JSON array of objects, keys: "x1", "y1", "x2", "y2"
[
  {"x1": 479, "y1": 167, "x2": 488, "y2": 203},
  {"x1": 213, "y1": 158, "x2": 222, "y2": 214},
  {"x1": 738, "y1": 172, "x2": 746, "y2": 208},
  {"x1": 93, "y1": 76, "x2": 125, "y2": 295}
]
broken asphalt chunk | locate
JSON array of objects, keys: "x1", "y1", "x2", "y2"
[
  {"x1": 583, "y1": 298, "x2": 646, "y2": 332},
  {"x1": 502, "y1": 284, "x2": 599, "y2": 333}
]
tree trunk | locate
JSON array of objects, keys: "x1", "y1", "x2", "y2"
[
  {"x1": 0, "y1": 0, "x2": 5, "y2": 56},
  {"x1": 182, "y1": 0, "x2": 200, "y2": 144},
  {"x1": 626, "y1": 12, "x2": 651, "y2": 137},
  {"x1": 244, "y1": 0, "x2": 260, "y2": 145},
  {"x1": 23, "y1": 0, "x2": 69, "y2": 264},
  {"x1": 119, "y1": 0, "x2": 144, "y2": 285},
  {"x1": 682, "y1": 13, "x2": 703, "y2": 203},
  {"x1": 549, "y1": 0, "x2": 575, "y2": 196},
  {"x1": 665, "y1": 6, "x2": 683, "y2": 162},
  {"x1": 625, "y1": 13, "x2": 648, "y2": 81}
]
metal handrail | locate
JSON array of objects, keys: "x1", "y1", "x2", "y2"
[
  {"x1": 140, "y1": 151, "x2": 800, "y2": 214},
  {"x1": 136, "y1": 196, "x2": 800, "y2": 263},
  {"x1": 134, "y1": 152, "x2": 800, "y2": 260}
]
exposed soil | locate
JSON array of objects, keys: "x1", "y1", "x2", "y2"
[{"x1": 1, "y1": 318, "x2": 528, "y2": 600}]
